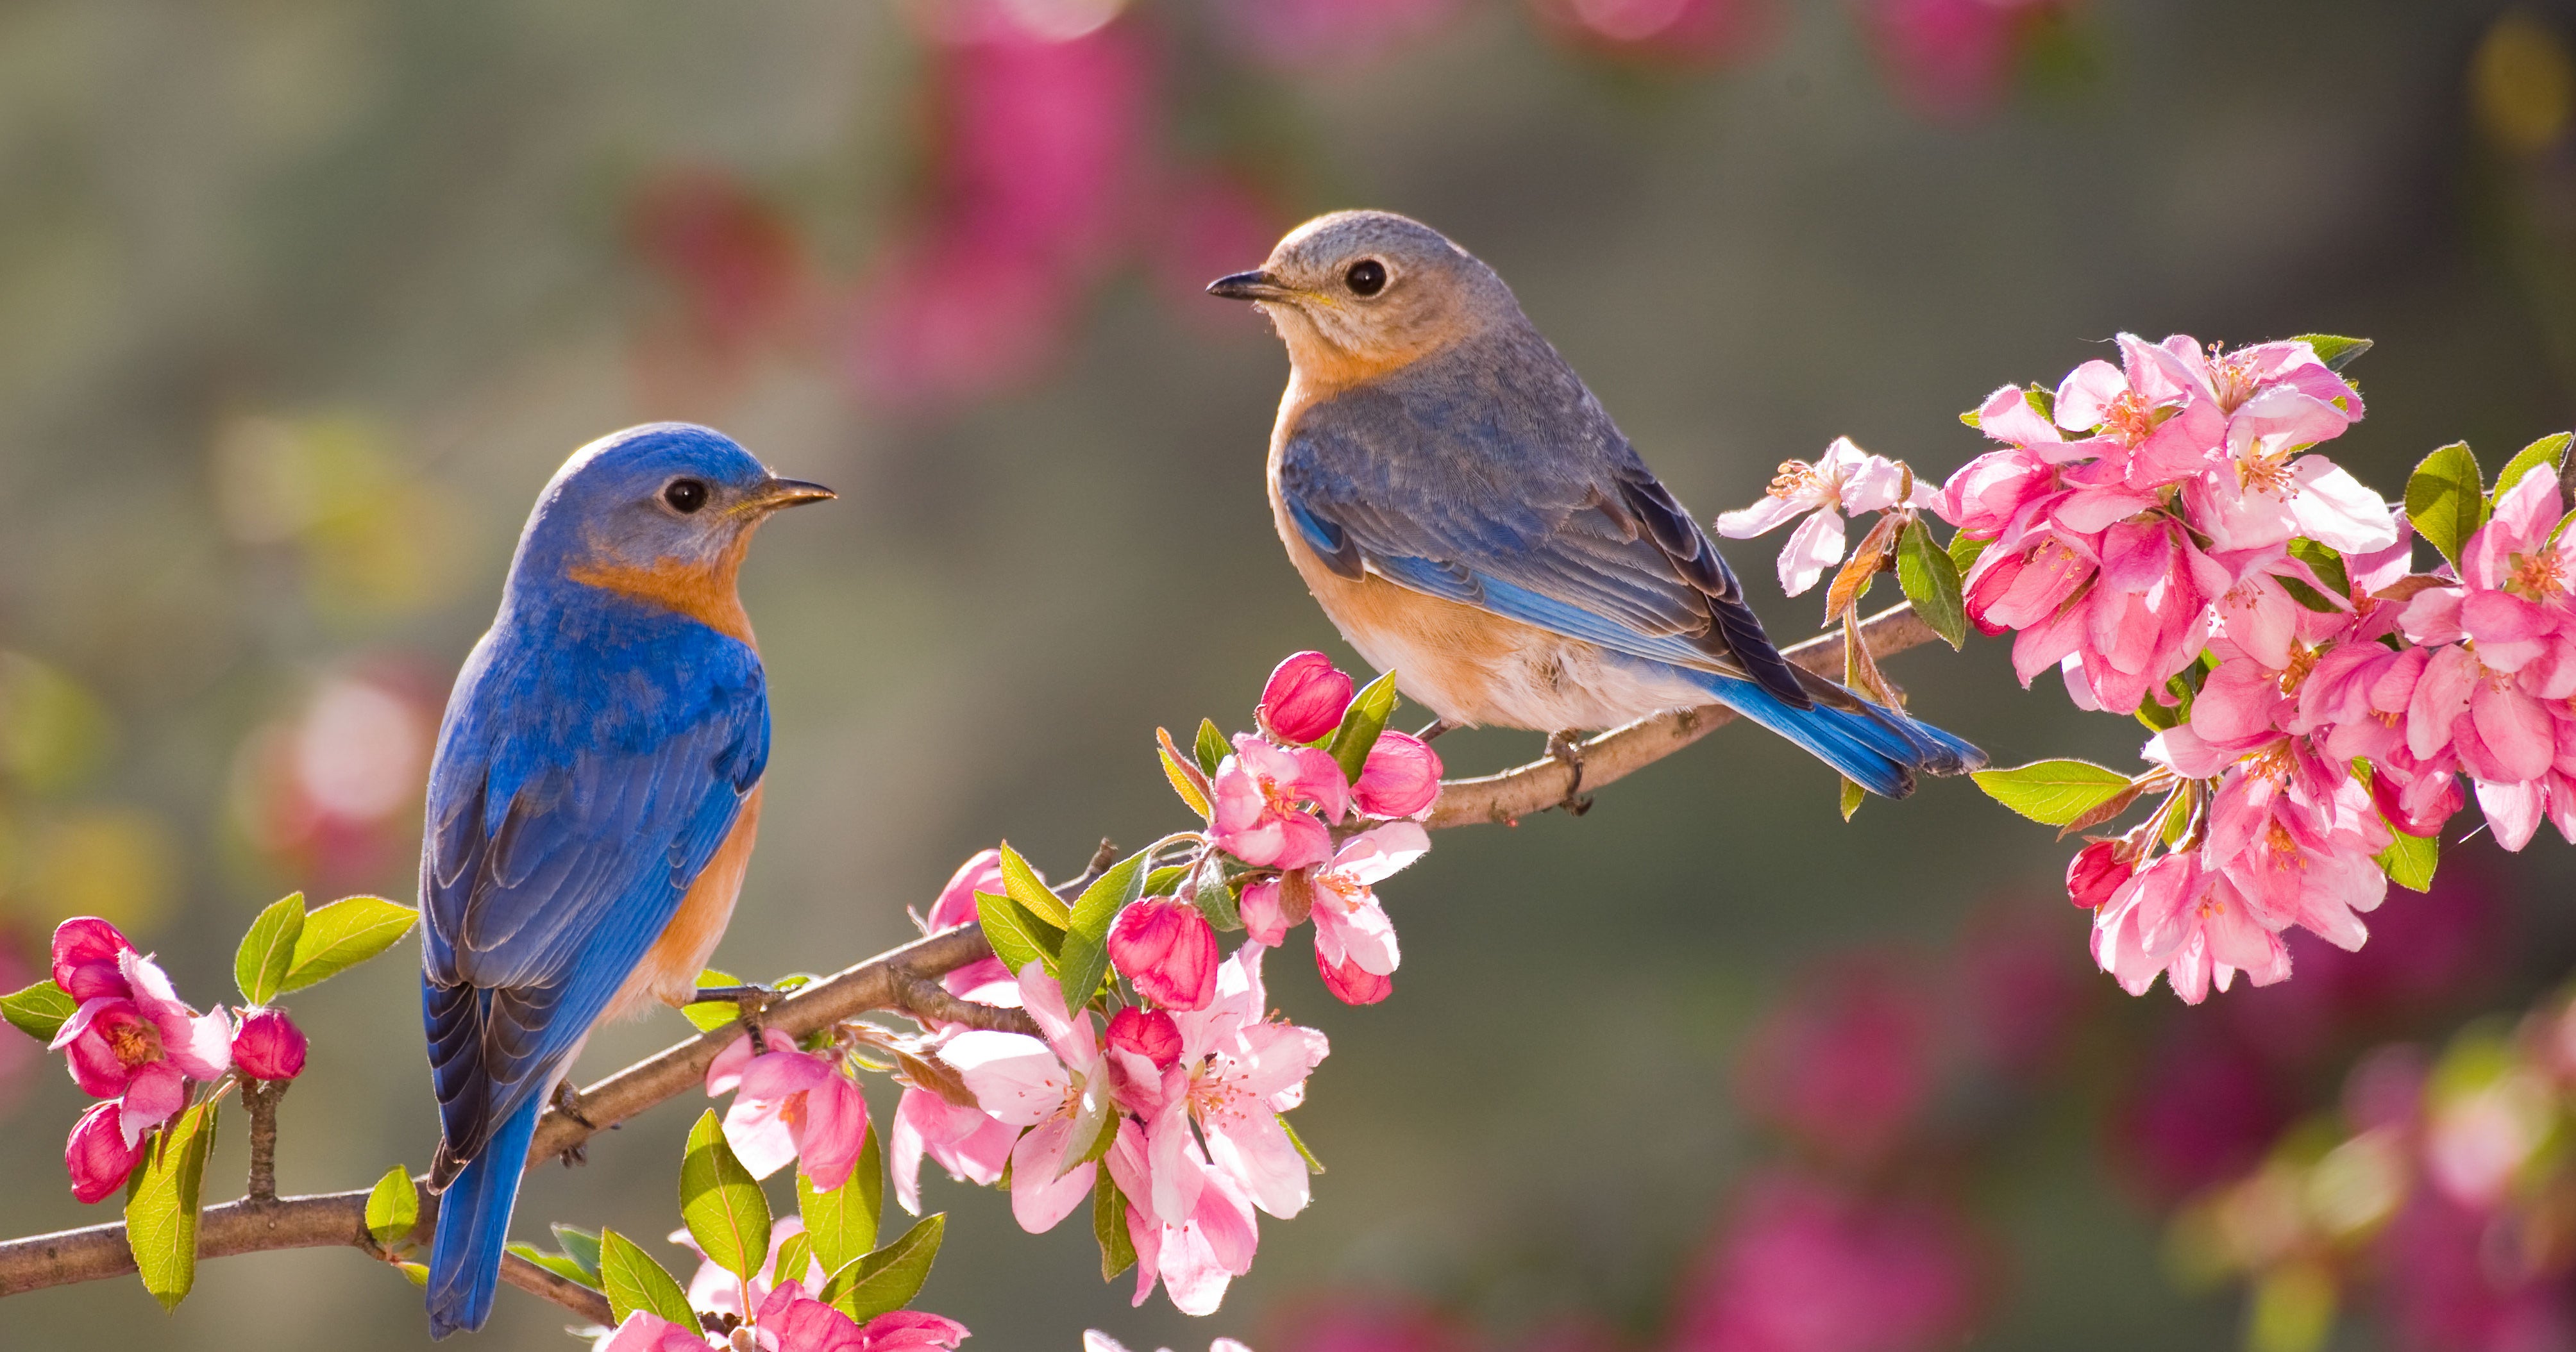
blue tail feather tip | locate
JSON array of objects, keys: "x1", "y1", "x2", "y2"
[{"x1": 425, "y1": 1097, "x2": 541, "y2": 1339}]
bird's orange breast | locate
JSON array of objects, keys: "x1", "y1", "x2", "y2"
[
  {"x1": 567, "y1": 541, "x2": 757, "y2": 646},
  {"x1": 605, "y1": 785, "x2": 762, "y2": 1022}
]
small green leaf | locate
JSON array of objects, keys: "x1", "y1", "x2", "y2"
[
  {"x1": 995, "y1": 844, "x2": 1071, "y2": 929},
  {"x1": 2377, "y1": 826, "x2": 2439, "y2": 893},
  {"x1": 1056, "y1": 849, "x2": 1148, "y2": 1008},
  {"x1": 975, "y1": 890, "x2": 1056, "y2": 981},
  {"x1": 398, "y1": 1261, "x2": 430, "y2": 1287},
  {"x1": 2277, "y1": 575, "x2": 2346, "y2": 613},
  {"x1": 773, "y1": 1230, "x2": 816, "y2": 1290},
  {"x1": 1143, "y1": 864, "x2": 1191, "y2": 895},
  {"x1": 680, "y1": 1108, "x2": 771, "y2": 1281},
  {"x1": 2496, "y1": 431, "x2": 2572, "y2": 499},
  {"x1": 2405, "y1": 442, "x2": 2486, "y2": 575},
  {"x1": 278, "y1": 896, "x2": 417, "y2": 994},
  {"x1": 598, "y1": 1228, "x2": 697, "y2": 1328},
  {"x1": 798, "y1": 1124, "x2": 881, "y2": 1274},
  {"x1": 127, "y1": 1095, "x2": 220, "y2": 1310},
  {"x1": 2286, "y1": 539, "x2": 2351, "y2": 602},
  {"x1": 1894, "y1": 519, "x2": 1968, "y2": 650},
  {"x1": 1958, "y1": 407, "x2": 1983, "y2": 430},
  {"x1": 1158, "y1": 744, "x2": 1211, "y2": 819},
  {"x1": 2135, "y1": 697, "x2": 2182, "y2": 733},
  {"x1": 1839, "y1": 776, "x2": 1865, "y2": 821},
  {"x1": 822, "y1": 1213, "x2": 945, "y2": 1323},
  {"x1": 1948, "y1": 530, "x2": 1991, "y2": 579},
  {"x1": 682, "y1": 968, "x2": 744, "y2": 1033},
  {"x1": 506, "y1": 1242, "x2": 600, "y2": 1289},
  {"x1": 1193, "y1": 719, "x2": 1229, "y2": 778},
  {"x1": 551, "y1": 1224, "x2": 603, "y2": 1285},
  {"x1": 1326, "y1": 671, "x2": 1401, "y2": 784},
  {"x1": 1280, "y1": 1115, "x2": 1326, "y2": 1174},
  {"x1": 2023, "y1": 383, "x2": 2056, "y2": 424},
  {"x1": 1193, "y1": 870, "x2": 1243, "y2": 932},
  {"x1": 2289, "y1": 334, "x2": 2373, "y2": 373},
  {"x1": 233, "y1": 893, "x2": 306, "y2": 1006},
  {"x1": 1093, "y1": 1175, "x2": 1137, "y2": 1282},
  {"x1": 1971, "y1": 760, "x2": 2139, "y2": 827},
  {"x1": 366, "y1": 1165, "x2": 420, "y2": 1250},
  {"x1": 1, "y1": 980, "x2": 77, "y2": 1044}
]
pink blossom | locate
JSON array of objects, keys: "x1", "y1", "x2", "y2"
[
  {"x1": 1150, "y1": 946, "x2": 1329, "y2": 1225},
  {"x1": 1211, "y1": 735, "x2": 1349, "y2": 870},
  {"x1": 923, "y1": 850, "x2": 1017, "y2": 1007},
  {"x1": 889, "y1": 1081, "x2": 1014, "y2": 1217},
  {"x1": 2065, "y1": 840, "x2": 2133, "y2": 910},
  {"x1": 1735, "y1": 958, "x2": 1934, "y2": 1166},
  {"x1": 595, "y1": 1311, "x2": 716, "y2": 1352},
  {"x1": 1241, "y1": 824, "x2": 1424, "y2": 1005},
  {"x1": 52, "y1": 917, "x2": 136, "y2": 1001},
  {"x1": 1104, "y1": 1116, "x2": 1259, "y2": 1316},
  {"x1": 1670, "y1": 1169, "x2": 1980, "y2": 1352},
  {"x1": 2090, "y1": 854, "x2": 2289, "y2": 1005},
  {"x1": 943, "y1": 963, "x2": 1111, "y2": 1233},
  {"x1": 48, "y1": 930, "x2": 232, "y2": 1146},
  {"x1": 2200, "y1": 742, "x2": 2389, "y2": 951},
  {"x1": 231, "y1": 1007, "x2": 307, "y2": 1081},
  {"x1": 706, "y1": 1029, "x2": 872, "y2": 1190},
  {"x1": 1109, "y1": 898, "x2": 1220, "y2": 1010},
  {"x1": 64, "y1": 1100, "x2": 147, "y2": 1203},
  {"x1": 1716, "y1": 437, "x2": 1933, "y2": 596},
  {"x1": 1259, "y1": 652, "x2": 1354, "y2": 743},
  {"x1": 1353, "y1": 731, "x2": 1442, "y2": 819},
  {"x1": 1107, "y1": 1005, "x2": 1183, "y2": 1071},
  {"x1": 750, "y1": 1280, "x2": 970, "y2": 1352}
]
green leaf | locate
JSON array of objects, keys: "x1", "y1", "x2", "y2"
[
  {"x1": 995, "y1": 844, "x2": 1071, "y2": 929},
  {"x1": 2405, "y1": 442, "x2": 2487, "y2": 575},
  {"x1": 1958, "y1": 407, "x2": 1983, "y2": 430},
  {"x1": 2023, "y1": 383, "x2": 2056, "y2": 424},
  {"x1": 2377, "y1": 827, "x2": 2439, "y2": 893},
  {"x1": 233, "y1": 893, "x2": 306, "y2": 1006},
  {"x1": 2496, "y1": 431, "x2": 2572, "y2": 499},
  {"x1": 1193, "y1": 719, "x2": 1229, "y2": 778},
  {"x1": 682, "y1": 968, "x2": 744, "y2": 1033},
  {"x1": 2286, "y1": 539, "x2": 2351, "y2": 602},
  {"x1": 1056, "y1": 848, "x2": 1147, "y2": 1009},
  {"x1": 1143, "y1": 865, "x2": 1191, "y2": 895},
  {"x1": 773, "y1": 1231, "x2": 815, "y2": 1291},
  {"x1": 822, "y1": 1212, "x2": 945, "y2": 1323},
  {"x1": 2289, "y1": 334, "x2": 2373, "y2": 373},
  {"x1": 278, "y1": 896, "x2": 417, "y2": 994},
  {"x1": 1948, "y1": 530, "x2": 1991, "y2": 579},
  {"x1": 1193, "y1": 871, "x2": 1243, "y2": 932},
  {"x1": 975, "y1": 890, "x2": 1056, "y2": 981},
  {"x1": 1839, "y1": 776, "x2": 1865, "y2": 821},
  {"x1": 1326, "y1": 671, "x2": 1401, "y2": 784},
  {"x1": 2277, "y1": 575, "x2": 2346, "y2": 613},
  {"x1": 1280, "y1": 1114, "x2": 1326, "y2": 1174},
  {"x1": 552, "y1": 1224, "x2": 603, "y2": 1285},
  {"x1": 507, "y1": 1242, "x2": 600, "y2": 1289},
  {"x1": 1971, "y1": 760, "x2": 2139, "y2": 827},
  {"x1": 365, "y1": 1165, "x2": 420, "y2": 1250},
  {"x1": 598, "y1": 1228, "x2": 698, "y2": 1329},
  {"x1": 1894, "y1": 519, "x2": 1968, "y2": 650},
  {"x1": 798, "y1": 1124, "x2": 881, "y2": 1274},
  {"x1": 126, "y1": 1095, "x2": 219, "y2": 1310},
  {"x1": 2135, "y1": 696, "x2": 2182, "y2": 733},
  {"x1": 680, "y1": 1108, "x2": 771, "y2": 1281},
  {"x1": 1, "y1": 979, "x2": 76, "y2": 1044},
  {"x1": 1093, "y1": 1174, "x2": 1137, "y2": 1281},
  {"x1": 398, "y1": 1261, "x2": 429, "y2": 1287}
]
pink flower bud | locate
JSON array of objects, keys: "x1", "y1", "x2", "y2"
[
  {"x1": 2065, "y1": 841, "x2": 2133, "y2": 910},
  {"x1": 1106, "y1": 897, "x2": 1219, "y2": 1010},
  {"x1": 1107, "y1": 1005, "x2": 1183, "y2": 1070},
  {"x1": 51, "y1": 916, "x2": 135, "y2": 1002},
  {"x1": 1354, "y1": 731, "x2": 1443, "y2": 818},
  {"x1": 1259, "y1": 651, "x2": 1354, "y2": 743},
  {"x1": 65, "y1": 1101, "x2": 146, "y2": 1203},
  {"x1": 232, "y1": 1007, "x2": 308, "y2": 1081},
  {"x1": 1317, "y1": 947, "x2": 1393, "y2": 1006}
]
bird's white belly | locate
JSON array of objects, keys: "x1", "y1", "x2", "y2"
[{"x1": 1326, "y1": 588, "x2": 1712, "y2": 733}]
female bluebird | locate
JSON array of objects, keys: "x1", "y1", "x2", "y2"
[
  {"x1": 418, "y1": 423, "x2": 830, "y2": 1337},
  {"x1": 1209, "y1": 211, "x2": 1980, "y2": 797}
]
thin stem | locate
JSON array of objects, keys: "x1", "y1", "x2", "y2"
[{"x1": 243, "y1": 1079, "x2": 284, "y2": 1203}]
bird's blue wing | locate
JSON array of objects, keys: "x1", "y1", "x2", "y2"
[
  {"x1": 1276, "y1": 340, "x2": 1812, "y2": 709},
  {"x1": 420, "y1": 604, "x2": 768, "y2": 1173}
]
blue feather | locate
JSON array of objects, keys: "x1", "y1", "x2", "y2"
[{"x1": 425, "y1": 1095, "x2": 542, "y2": 1340}]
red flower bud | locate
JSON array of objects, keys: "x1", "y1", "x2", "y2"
[
  {"x1": 2066, "y1": 841, "x2": 2132, "y2": 910},
  {"x1": 1317, "y1": 946, "x2": 1393, "y2": 1006},
  {"x1": 1106, "y1": 897, "x2": 1219, "y2": 1010},
  {"x1": 232, "y1": 1007, "x2": 308, "y2": 1081},
  {"x1": 1354, "y1": 731, "x2": 1443, "y2": 818},
  {"x1": 65, "y1": 1101, "x2": 146, "y2": 1203},
  {"x1": 1259, "y1": 651, "x2": 1354, "y2": 744},
  {"x1": 1106, "y1": 1005, "x2": 1184, "y2": 1070},
  {"x1": 51, "y1": 916, "x2": 135, "y2": 1002}
]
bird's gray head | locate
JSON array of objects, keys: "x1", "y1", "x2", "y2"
[{"x1": 1208, "y1": 210, "x2": 1522, "y2": 388}]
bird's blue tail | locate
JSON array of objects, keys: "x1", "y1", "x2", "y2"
[
  {"x1": 426, "y1": 1095, "x2": 541, "y2": 1339},
  {"x1": 1694, "y1": 669, "x2": 1983, "y2": 798}
]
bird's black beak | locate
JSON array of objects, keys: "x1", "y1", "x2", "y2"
[
  {"x1": 1206, "y1": 269, "x2": 1288, "y2": 302},
  {"x1": 751, "y1": 477, "x2": 837, "y2": 511}
]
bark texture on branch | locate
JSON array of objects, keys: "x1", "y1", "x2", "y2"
[{"x1": 1426, "y1": 602, "x2": 1944, "y2": 828}]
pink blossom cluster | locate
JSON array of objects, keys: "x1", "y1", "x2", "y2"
[
  {"x1": 40, "y1": 917, "x2": 304, "y2": 1202},
  {"x1": 596, "y1": 1220, "x2": 968, "y2": 1352}
]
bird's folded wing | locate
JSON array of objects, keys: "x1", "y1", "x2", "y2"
[{"x1": 1277, "y1": 383, "x2": 1811, "y2": 708}]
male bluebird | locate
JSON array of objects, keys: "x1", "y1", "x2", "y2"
[
  {"x1": 1209, "y1": 210, "x2": 1981, "y2": 798},
  {"x1": 417, "y1": 423, "x2": 830, "y2": 1337}
]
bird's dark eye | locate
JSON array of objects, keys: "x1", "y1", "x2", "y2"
[
  {"x1": 662, "y1": 478, "x2": 709, "y2": 513},
  {"x1": 1344, "y1": 259, "x2": 1388, "y2": 297}
]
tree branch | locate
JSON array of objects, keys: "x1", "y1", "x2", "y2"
[{"x1": 1426, "y1": 602, "x2": 1944, "y2": 828}]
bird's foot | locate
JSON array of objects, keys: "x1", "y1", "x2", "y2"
[
  {"x1": 550, "y1": 1080, "x2": 596, "y2": 1129},
  {"x1": 1415, "y1": 718, "x2": 1458, "y2": 742},
  {"x1": 693, "y1": 981, "x2": 779, "y2": 1036},
  {"x1": 1545, "y1": 731, "x2": 1594, "y2": 817}
]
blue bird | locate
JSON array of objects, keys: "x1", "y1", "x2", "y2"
[
  {"x1": 1208, "y1": 211, "x2": 1981, "y2": 799},
  {"x1": 417, "y1": 424, "x2": 831, "y2": 1337}
]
